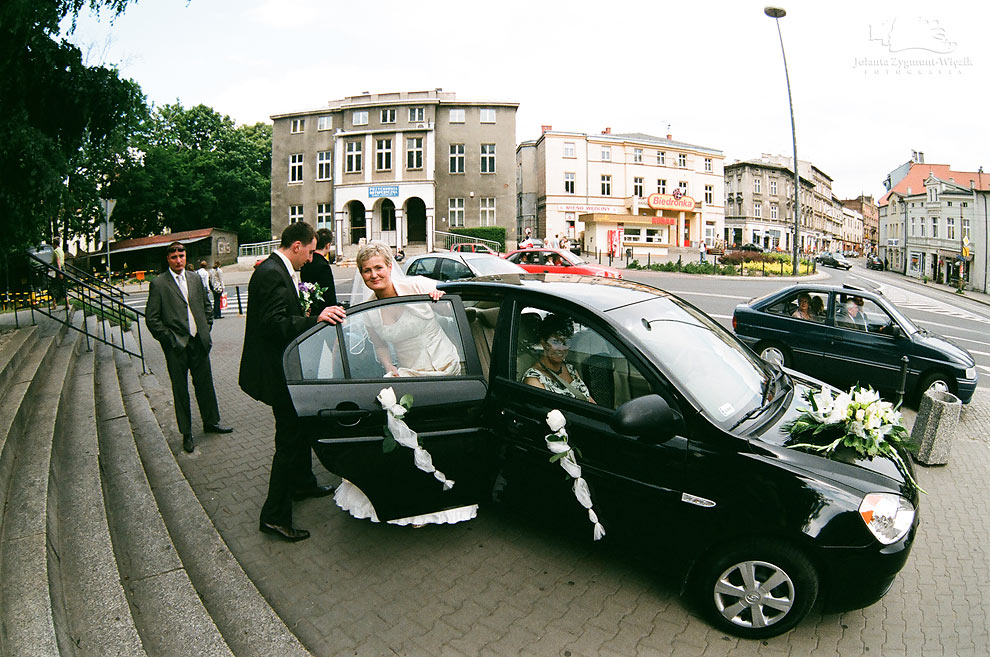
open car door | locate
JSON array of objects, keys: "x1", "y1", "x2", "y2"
[{"x1": 283, "y1": 295, "x2": 495, "y2": 521}]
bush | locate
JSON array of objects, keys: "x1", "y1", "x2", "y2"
[{"x1": 450, "y1": 227, "x2": 507, "y2": 251}]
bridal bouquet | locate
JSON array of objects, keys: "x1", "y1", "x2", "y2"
[
  {"x1": 297, "y1": 281, "x2": 326, "y2": 316},
  {"x1": 783, "y1": 385, "x2": 924, "y2": 494}
]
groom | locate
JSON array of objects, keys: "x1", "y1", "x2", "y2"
[{"x1": 239, "y1": 221, "x2": 346, "y2": 542}]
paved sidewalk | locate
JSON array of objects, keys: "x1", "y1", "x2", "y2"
[{"x1": 136, "y1": 313, "x2": 990, "y2": 657}]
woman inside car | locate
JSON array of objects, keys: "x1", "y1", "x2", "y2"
[{"x1": 522, "y1": 313, "x2": 595, "y2": 404}]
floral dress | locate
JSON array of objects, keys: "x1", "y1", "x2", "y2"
[{"x1": 523, "y1": 363, "x2": 593, "y2": 402}]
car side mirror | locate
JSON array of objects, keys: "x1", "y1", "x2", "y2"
[
  {"x1": 890, "y1": 324, "x2": 901, "y2": 339},
  {"x1": 611, "y1": 394, "x2": 680, "y2": 444}
]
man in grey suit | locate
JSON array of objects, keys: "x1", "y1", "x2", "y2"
[{"x1": 147, "y1": 242, "x2": 232, "y2": 453}]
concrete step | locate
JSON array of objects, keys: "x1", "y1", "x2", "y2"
[
  {"x1": 0, "y1": 326, "x2": 78, "y2": 657},
  {"x1": 115, "y1": 350, "x2": 313, "y2": 657},
  {"x1": 0, "y1": 324, "x2": 36, "y2": 402},
  {"x1": 93, "y1": 341, "x2": 234, "y2": 657}
]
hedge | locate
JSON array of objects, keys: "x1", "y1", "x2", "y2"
[{"x1": 450, "y1": 227, "x2": 507, "y2": 251}]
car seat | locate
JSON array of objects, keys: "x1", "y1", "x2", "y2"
[{"x1": 515, "y1": 312, "x2": 544, "y2": 379}]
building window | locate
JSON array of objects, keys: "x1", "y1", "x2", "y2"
[
  {"x1": 449, "y1": 108, "x2": 465, "y2": 123},
  {"x1": 316, "y1": 151, "x2": 331, "y2": 181},
  {"x1": 754, "y1": 202, "x2": 762, "y2": 218},
  {"x1": 704, "y1": 157, "x2": 712, "y2": 172},
  {"x1": 317, "y1": 116, "x2": 331, "y2": 131},
  {"x1": 564, "y1": 172, "x2": 575, "y2": 194},
  {"x1": 770, "y1": 179, "x2": 777, "y2": 195},
  {"x1": 601, "y1": 175, "x2": 612, "y2": 196},
  {"x1": 910, "y1": 217, "x2": 916, "y2": 236},
  {"x1": 657, "y1": 179, "x2": 666, "y2": 194},
  {"x1": 946, "y1": 217, "x2": 956, "y2": 240},
  {"x1": 289, "y1": 153, "x2": 303, "y2": 183},
  {"x1": 963, "y1": 218, "x2": 971, "y2": 239},
  {"x1": 931, "y1": 216, "x2": 938, "y2": 238},
  {"x1": 563, "y1": 142, "x2": 576, "y2": 158},
  {"x1": 920, "y1": 217, "x2": 925, "y2": 237},
  {"x1": 290, "y1": 119, "x2": 305, "y2": 133},
  {"x1": 677, "y1": 153, "x2": 687, "y2": 168},
  {"x1": 289, "y1": 205, "x2": 303, "y2": 223},
  {"x1": 380, "y1": 108, "x2": 396, "y2": 123},
  {"x1": 352, "y1": 111, "x2": 368, "y2": 126},
  {"x1": 408, "y1": 107, "x2": 425, "y2": 122},
  {"x1": 376, "y1": 138, "x2": 392, "y2": 171},
  {"x1": 633, "y1": 148, "x2": 643, "y2": 163},
  {"x1": 657, "y1": 151, "x2": 665, "y2": 165},
  {"x1": 481, "y1": 143, "x2": 496, "y2": 174},
  {"x1": 345, "y1": 141, "x2": 362, "y2": 173},
  {"x1": 770, "y1": 204, "x2": 778, "y2": 220},
  {"x1": 754, "y1": 178, "x2": 762, "y2": 193},
  {"x1": 480, "y1": 197, "x2": 496, "y2": 226},
  {"x1": 601, "y1": 146, "x2": 611, "y2": 161},
  {"x1": 633, "y1": 177, "x2": 644, "y2": 197},
  {"x1": 449, "y1": 198, "x2": 465, "y2": 227},
  {"x1": 704, "y1": 184, "x2": 713, "y2": 205},
  {"x1": 449, "y1": 144, "x2": 465, "y2": 174},
  {"x1": 406, "y1": 137, "x2": 423, "y2": 170},
  {"x1": 316, "y1": 203, "x2": 332, "y2": 228},
  {"x1": 480, "y1": 108, "x2": 496, "y2": 123},
  {"x1": 679, "y1": 181, "x2": 688, "y2": 194},
  {"x1": 928, "y1": 187, "x2": 938, "y2": 202}
]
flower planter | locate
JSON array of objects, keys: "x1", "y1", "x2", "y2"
[{"x1": 911, "y1": 389, "x2": 961, "y2": 465}]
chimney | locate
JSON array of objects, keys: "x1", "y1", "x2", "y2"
[
  {"x1": 541, "y1": 125, "x2": 552, "y2": 134},
  {"x1": 667, "y1": 133, "x2": 672, "y2": 140},
  {"x1": 918, "y1": 152, "x2": 925, "y2": 163},
  {"x1": 602, "y1": 127, "x2": 611, "y2": 135}
]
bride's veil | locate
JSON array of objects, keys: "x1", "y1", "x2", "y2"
[{"x1": 347, "y1": 240, "x2": 409, "y2": 309}]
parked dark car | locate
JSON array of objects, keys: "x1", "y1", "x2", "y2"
[
  {"x1": 737, "y1": 243, "x2": 765, "y2": 252},
  {"x1": 404, "y1": 252, "x2": 524, "y2": 281},
  {"x1": 816, "y1": 252, "x2": 852, "y2": 270},
  {"x1": 732, "y1": 283, "x2": 977, "y2": 404},
  {"x1": 284, "y1": 275, "x2": 920, "y2": 638},
  {"x1": 866, "y1": 254, "x2": 884, "y2": 271}
]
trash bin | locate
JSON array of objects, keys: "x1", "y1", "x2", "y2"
[{"x1": 911, "y1": 389, "x2": 962, "y2": 465}]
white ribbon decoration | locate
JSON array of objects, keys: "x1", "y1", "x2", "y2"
[
  {"x1": 377, "y1": 387, "x2": 454, "y2": 491},
  {"x1": 545, "y1": 410, "x2": 605, "y2": 541}
]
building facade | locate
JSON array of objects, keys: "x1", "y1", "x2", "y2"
[
  {"x1": 516, "y1": 129, "x2": 724, "y2": 257},
  {"x1": 841, "y1": 195, "x2": 879, "y2": 252},
  {"x1": 271, "y1": 89, "x2": 518, "y2": 253}
]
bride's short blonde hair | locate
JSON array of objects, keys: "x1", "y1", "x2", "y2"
[{"x1": 356, "y1": 240, "x2": 393, "y2": 269}]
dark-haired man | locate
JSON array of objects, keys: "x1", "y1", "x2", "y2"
[
  {"x1": 146, "y1": 242, "x2": 232, "y2": 454},
  {"x1": 300, "y1": 227, "x2": 338, "y2": 316},
  {"x1": 239, "y1": 222, "x2": 346, "y2": 542}
]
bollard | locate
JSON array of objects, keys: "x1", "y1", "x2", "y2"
[
  {"x1": 236, "y1": 285, "x2": 243, "y2": 315},
  {"x1": 911, "y1": 389, "x2": 961, "y2": 465}
]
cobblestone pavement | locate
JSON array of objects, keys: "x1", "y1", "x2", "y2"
[{"x1": 142, "y1": 315, "x2": 990, "y2": 657}]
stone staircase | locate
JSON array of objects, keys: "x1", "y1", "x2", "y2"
[{"x1": 0, "y1": 314, "x2": 312, "y2": 657}]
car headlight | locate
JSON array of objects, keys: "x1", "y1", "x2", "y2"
[
  {"x1": 965, "y1": 367, "x2": 976, "y2": 380},
  {"x1": 859, "y1": 493, "x2": 914, "y2": 545}
]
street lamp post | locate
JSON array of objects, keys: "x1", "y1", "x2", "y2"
[{"x1": 765, "y1": 6, "x2": 801, "y2": 276}]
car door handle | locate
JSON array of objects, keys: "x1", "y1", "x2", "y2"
[
  {"x1": 319, "y1": 408, "x2": 371, "y2": 422},
  {"x1": 501, "y1": 410, "x2": 543, "y2": 432}
]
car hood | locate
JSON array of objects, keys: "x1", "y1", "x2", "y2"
[
  {"x1": 913, "y1": 328, "x2": 975, "y2": 366},
  {"x1": 750, "y1": 372, "x2": 917, "y2": 499}
]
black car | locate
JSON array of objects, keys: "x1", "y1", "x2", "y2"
[
  {"x1": 283, "y1": 275, "x2": 920, "y2": 638},
  {"x1": 816, "y1": 252, "x2": 852, "y2": 270},
  {"x1": 866, "y1": 254, "x2": 884, "y2": 271},
  {"x1": 404, "y1": 251, "x2": 525, "y2": 281},
  {"x1": 732, "y1": 284, "x2": 977, "y2": 404}
]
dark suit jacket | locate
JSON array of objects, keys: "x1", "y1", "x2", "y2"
[
  {"x1": 300, "y1": 251, "x2": 338, "y2": 315},
  {"x1": 238, "y1": 253, "x2": 319, "y2": 408},
  {"x1": 146, "y1": 269, "x2": 213, "y2": 352}
]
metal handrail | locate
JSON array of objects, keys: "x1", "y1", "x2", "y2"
[
  {"x1": 63, "y1": 260, "x2": 129, "y2": 298},
  {"x1": 238, "y1": 239, "x2": 279, "y2": 258},
  {"x1": 16, "y1": 252, "x2": 146, "y2": 372},
  {"x1": 433, "y1": 230, "x2": 503, "y2": 253}
]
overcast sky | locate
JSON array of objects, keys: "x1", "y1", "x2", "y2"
[{"x1": 65, "y1": 0, "x2": 988, "y2": 200}]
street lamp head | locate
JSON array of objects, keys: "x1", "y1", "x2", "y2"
[{"x1": 764, "y1": 6, "x2": 786, "y2": 18}]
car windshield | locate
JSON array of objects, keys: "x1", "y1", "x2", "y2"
[
  {"x1": 560, "y1": 251, "x2": 585, "y2": 265},
  {"x1": 610, "y1": 297, "x2": 784, "y2": 431},
  {"x1": 462, "y1": 255, "x2": 524, "y2": 275}
]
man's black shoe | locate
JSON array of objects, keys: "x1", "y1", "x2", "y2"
[
  {"x1": 182, "y1": 434, "x2": 195, "y2": 453},
  {"x1": 292, "y1": 485, "x2": 335, "y2": 501},
  {"x1": 259, "y1": 521, "x2": 310, "y2": 542},
  {"x1": 203, "y1": 423, "x2": 233, "y2": 434}
]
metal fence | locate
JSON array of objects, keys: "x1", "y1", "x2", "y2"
[
  {"x1": 238, "y1": 239, "x2": 279, "y2": 258},
  {"x1": 433, "y1": 230, "x2": 502, "y2": 253}
]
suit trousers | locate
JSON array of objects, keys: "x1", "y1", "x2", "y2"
[
  {"x1": 212, "y1": 290, "x2": 223, "y2": 319},
  {"x1": 260, "y1": 405, "x2": 319, "y2": 526},
  {"x1": 163, "y1": 338, "x2": 221, "y2": 435}
]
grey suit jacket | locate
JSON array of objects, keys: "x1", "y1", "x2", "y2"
[{"x1": 146, "y1": 269, "x2": 213, "y2": 351}]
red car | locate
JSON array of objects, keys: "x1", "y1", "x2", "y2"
[
  {"x1": 450, "y1": 242, "x2": 498, "y2": 255},
  {"x1": 503, "y1": 248, "x2": 622, "y2": 278}
]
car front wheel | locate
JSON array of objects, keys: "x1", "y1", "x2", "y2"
[
  {"x1": 918, "y1": 371, "x2": 954, "y2": 399},
  {"x1": 694, "y1": 540, "x2": 818, "y2": 639},
  {"x1": 756, "y1": 342, "x2": 791, "y2": 368}
]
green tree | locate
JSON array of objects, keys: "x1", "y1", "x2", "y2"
[{"x1": 0, "y1": 0, "x2": 142, "y2": 252}]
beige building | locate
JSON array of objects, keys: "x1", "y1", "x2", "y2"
[
  {"x1": 271, "y1": 89, "x2": 517, "y2": 253},
  {"x1": 516, "y1": 129, "x2": 724, "y2": 257}
]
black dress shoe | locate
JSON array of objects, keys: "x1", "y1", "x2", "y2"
[
  {"x1": 292, "y1": 485, "x2": 335, "y2": 501},
  {"x1": 203, "y1": 423, "x2": 233, "y2": 434},
  {"x1": 259, "y1": 521, "x2": 310, "y2": 542},
  {"x1": 182, "y1": 433, "x2": 195, "y2": 453}
]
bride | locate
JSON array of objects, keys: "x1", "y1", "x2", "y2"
[{"x1": 335, "y1": 240, "x2": 477, "y2": 526}]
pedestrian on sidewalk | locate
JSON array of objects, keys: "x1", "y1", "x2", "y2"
[
  {"x1": 146, "y1": 242, "x2": 232, "y2": 454},
  {"x1": 699, "y1": 240, "x2": 707, "y2": 264},
  {"x1": 209, "y1": 261, "x2": 225, "y2": 319},
  {"x1": 239, "y1": 221, "x2": 346, "y2": 543}
]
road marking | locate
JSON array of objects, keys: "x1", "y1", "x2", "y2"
[
  {"x1": 911, "y1": 318, "x2": 990, "y2": 336},
  {"x1": 853, "y1": 273, "x2": 990, "y2": 324},
  {"x1": 664, "y1": 290, "x2": 751, "y2": 301}
]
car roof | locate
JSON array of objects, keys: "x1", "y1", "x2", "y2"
[
  {"x1": 755, "y1": 283, "x2": 879, "y2": 301},
  {"x1": 441, "y1": 274, "x2": 664, "y2": 311}
]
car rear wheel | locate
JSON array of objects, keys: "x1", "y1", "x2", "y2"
[
  {"x1": 756, "y1": 342, "x2": 791, "y2": 368},
  {"x1": 694, "y1": 539, "x2": 818, "y2": 639}
]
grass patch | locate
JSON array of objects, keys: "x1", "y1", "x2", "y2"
[{"x1": 69, "y1": 298, "x2": 137, "y2": 330}]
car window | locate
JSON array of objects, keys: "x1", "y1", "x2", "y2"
[
  {"x1": 834, "y1": 294, "x2": 895, "y2": 334},
  {"x1": 514, "y1": 306, "x2": 650, "y2": 410},
  {"x1": 288, "y1": 298, "x2": 470, "y2": 380},
  {"x1": 764, "y1": 290, "x2": 827, "y2": 323},
  {"x1": 406, "y1": 257, "x2": 436, "y2": 277},
  {"x1": 439, "y1": 257, "x2": 473, "y2": 281}
]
